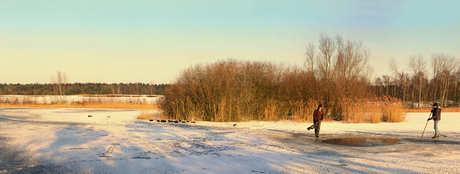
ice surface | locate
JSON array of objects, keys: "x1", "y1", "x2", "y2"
[{"x1": 0, "y1": 108, "x2": 459, "y2": 173}]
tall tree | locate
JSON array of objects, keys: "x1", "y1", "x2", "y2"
[
  {"x1": 409, "y1": 55, "x2": 426, "y2": 108},
  {"x1": 305, "y1": 43, "x2": 315, "y2": 73},
  {"x1": 51, "y1": 71, "x2": 67, "y2": 103}
]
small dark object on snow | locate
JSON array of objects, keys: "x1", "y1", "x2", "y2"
[
  {"x1": 178, "y1": 119, "x2": 182, "y2": 122},
  {"x1": 160, "y1": 120, "x2": 166, "y2": 122},
  {"x1": 174, "y1": 121, "x2": 179, "y2": 123},
  {"x1": 149, "y1": 119, "x2": 153, "y2": 121},
  {"x1": 107, "y1": 116, "x2": 110, "y2": 118},
  {"x1": 157, "y1": 120, "x2": 160, "y2": 122},
  {"x1": 88, "y1": 115, "x2": 93, "y2": 117},
  {"x1": 132, "y1": 157, "x2": 151, "y2": 159},
  {"x1": 191, "y1": 121, "x2": 196, "y2": 123},
  {"x1": 186, "y1": 120, "x2": 190, "y2": 123},
  {"x1": 182, "y1": 121, "x2": 186, "y2": 123},
  {"x1": 168, "y1": 120, "x2": 173, "y2": 122},
  {"x1": 233, "y1": 123, "x2": 237, "y2": 126}
]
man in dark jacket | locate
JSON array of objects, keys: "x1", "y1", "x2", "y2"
[
  {"x1": 313, "y1": 104, "x2": 324, "y2": 138},
  {"x1": 428, "y1": 103, "x2": 441, "y2": 138}
]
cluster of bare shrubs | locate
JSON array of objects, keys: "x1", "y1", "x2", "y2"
[
  {"x1": 159, "y1": 59, "x2": 405, "y2": 123},
  {"x1": 159, "y1": 59, "x2": 313, "y2": 122},
  {"x1": 159, "y1": 34, "x2": 406, "y2": 123}
]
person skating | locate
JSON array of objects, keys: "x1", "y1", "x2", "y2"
[
  {"x1": 312, "y1": 104, "x2": 324, "y2": 138},
  {"x1": 427, "y1": 103, "x2": 441, "y2": 138}
]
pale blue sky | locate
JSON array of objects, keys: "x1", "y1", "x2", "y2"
[{"x1": 1, "y1": 0, "x2": 459, "y2": 84}]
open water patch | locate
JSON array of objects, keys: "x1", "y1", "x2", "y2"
[{"x1": 321, "y1": 138, "x2": 400, "y2": 147}]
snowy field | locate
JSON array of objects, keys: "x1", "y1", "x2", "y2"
[{"x1": 0, "y1": 108, "x2": 459, "y2": 174}]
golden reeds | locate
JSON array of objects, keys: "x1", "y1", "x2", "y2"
[{"x1": 334, "y1": 96, "x2": 406, "y2": 123}]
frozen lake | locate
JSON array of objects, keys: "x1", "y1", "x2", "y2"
[{"x1": 0, "y1": 108, "x2": 459, "y2": 173}]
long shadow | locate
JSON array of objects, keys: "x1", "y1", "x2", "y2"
[
  {"x1": 0, "y1": 122, "x2": 96, "y2": 173},
  {"x1": 0, "y1": 109, "x2": 119, "y2": 173},
  {"x1": 0, "y1": 115, "x2": 91, "y2": 126},
  {"x1": 0, "y1": 135, "x2": 76, "y2": 174}
]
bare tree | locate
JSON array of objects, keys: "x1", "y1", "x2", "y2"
[
  {"x1": 409, "y1": 55, "x2": 426, "y2": 108},
  {"x1": 305, "y1": 43, "x2": 315, "y2": 73},
  {"x1": 382, "y1": 75, "x2": 391, "y2": 96},
  {"x1": 316, "y1": 34, "x2": 336, "y2": 81},
  {"x1": 334, "y1": 35, "x2": 372, "y2": 97},
  {"x1": 431, "y1": 53, "x2": 460, "y2": 107},
  {"x1": 390, "y1": 59, "x2": 408, "y2": 101},
  {"x1": 50, "y1": 76, "x2": 57, "y2": 95},
  {"x1": 431, "y1": 54, "x2": 441, "y2": 103},
  {"x1": 374, "y1": 77, "x2": 383, "y2": 96},
  {"x1": 453, "y1": 67, "x2": 460, "y2": 104},
  {"x1": 51, "y1": 71, "x2": 67, "y2": 103}
]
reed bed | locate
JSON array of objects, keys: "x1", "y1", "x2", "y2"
[
  {"x1": 137, "y1": 108, "x2": 166, "y2": 120},
  {"x1": 331, "y1": 96, "x2": 405, "y2": 123}
]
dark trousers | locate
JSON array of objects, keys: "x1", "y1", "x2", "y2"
[{"x1": 314, "y1": 120, "x2": 321, "y2": 137}]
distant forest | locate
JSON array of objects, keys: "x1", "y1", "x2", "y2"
[{"x1": 0, "y1": 83, "x2": 169, "y2": 95}]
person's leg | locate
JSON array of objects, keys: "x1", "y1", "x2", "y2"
[
  {"x1": 434, "y1": 120, "x2": 439, "y2": 136},
  {"x1": 315, "y1": 121, "x2": 321, "y2": 137},
  {"x1": 313, "y1": 120, "x2": 317, "y2": 136}
]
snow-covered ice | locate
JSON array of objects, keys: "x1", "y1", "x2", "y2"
[{"x1": 0, "y1": 108, "x2": 459, "y2": 173}]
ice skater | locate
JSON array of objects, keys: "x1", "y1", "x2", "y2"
[
  {"x1": 307, "y1": 104, "x2": 324, "y2": 138},
  {"x1": 427, "y1": 103, "x2": 441, "y2": 138}
]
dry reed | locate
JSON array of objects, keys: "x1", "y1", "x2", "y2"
[
  {"x1": 331, "y1": 96, "x2": 405, "y2": 123},
  {"x1": 137, "y1": 109, "x2": 164, "y2": 120}
]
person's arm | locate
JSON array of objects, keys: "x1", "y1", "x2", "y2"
[{"x1": 428, "y1": 109, "x2": 437, "y2": 120}]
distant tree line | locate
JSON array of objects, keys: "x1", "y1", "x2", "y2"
[
  {"x1": 0, "y1": 83, "x2": 169, "y2": 95},
  {"x1": 370, "y1": 53, "x2": 460, "y2": 108}
]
